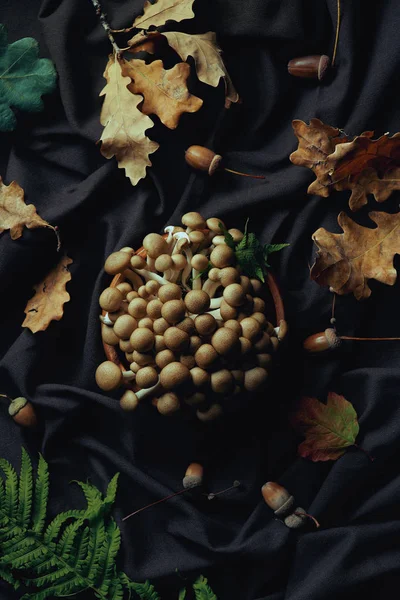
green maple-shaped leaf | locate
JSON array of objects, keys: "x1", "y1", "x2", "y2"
[
  {"x1": 291, "y1": 392, "x2": 360, "y2": 462},
  {"x1": 0, "y1": 24, "x2": 57, "y2": 132}
]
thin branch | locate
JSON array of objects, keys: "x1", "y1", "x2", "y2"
[
  {"x1": 332, "y1": 0, "x2": 341, "y2": 67},
  {"x1": 90, "y1": 0, "x2": 122, "y2": 55}
]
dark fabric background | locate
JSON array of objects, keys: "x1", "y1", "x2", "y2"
[{"x1": 1, "y1": 0, "x2": 400, "y2": 598}]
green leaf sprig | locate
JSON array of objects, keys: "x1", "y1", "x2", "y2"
[{"x1": 219, "y1": 220, "x2": 289, "y2": 282}]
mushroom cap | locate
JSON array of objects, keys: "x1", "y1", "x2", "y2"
[
  {"x1": 128, "y1": 298, "x2": 148, "y2": 319},
  {"x1": 160, "y1": 362, "x2": 191, "y2": 390},
  {"x1": 196, "y1": 403, "x2": 223, "y2": 422},
  {"x1": 155, "y1": 349, "x2": 176, "y2": 370},
  {"x1": 184, "y1": 290, "x2": 210, "y2": 314},
  {"x1": 104, "y1": 251, "x2": 131, "y2": 275},
  {"x1": 155, "y1": 254, "x2": 174, "y2": 272},
  {"x1": 253, "y1": 332, "x2": 271, "y2": 352},
  {"x1": 223, "y1": 283, "x2": 246, "y2": 307},
  {"x1": 157, "y1": 392, "x2": 180, "y2": 415},
  {"x1": 211, "y1": 327, "x2": 240, "y2": 355},
  {"x1": 130, "y1": 328, "x2": 154, "y2": 352},
  {"x1": 171, "y1": 254, "x2": 187, "y2": 270},
  {"x1": 252, "y1": 312, "x2": 267, "y2": 328},
  {"x1": 256, "y1": 354, "x2": 272, "y2": 368},
  {"x1": 190, "y1": 366, "x2": 210, "y2": 388},
  {"x1": 143, "y1": 233, "x2": 169, "y2": 258},
  {"x1": 113, "y1": 314, "x2": 138, "y2": 339},
  {"x1": 154, "y1": 334, "x2": 166, "y2": 352},
  {"x1": 228, "y1": 228, "x2": 244, "y2": 243},
  {"x1": 184, "y1": 392, "x2": 206, "y2": 407},
  {"x1": 211, "y1": 369, "x2": 234, "y2": 394},
  {"x1": 147, "y1": 299, "x2": 163, "y2": 319},
  {"x1": 223, "y1": 319, "x2": 242, "y2": 336},
  {"x1": 189, "y1": 335, "x2": 202, "y2": 353},
  {"x1": 239, "y1": 337, "x2": 252, "y2": 355},
  {"x1": 253, "y1": 297, "x2": 266, "y2": 313},
  {"x1": 135, "y1": 366, "x2": 159, "y2": 389},
  {"x1": 120, "y1": 246, "x2": 134, "y2": 254},
  {"x1": 95, "y1": 361, "x2": 122, "y2": 391},
  {"x1": 194, "y1": 344, "x2": 219, "y2": 369},
  {"x1": 206, "y1": 217, "x2": 225, "y2": 232},
  {"x1": 180, "y1": 354, "x2": 196, "y2": 369},
  {"x1": 99, "y1": 288, "x2": 123, "y2": 312},
  {"x1": 153, "y1": 317, "x2": 170, "y2": 335},
  {"x1": 101, "y1": 324, "x2": 120, "y2": 346},
  {"x1": 182, "y1": 212, "x2": 206, "y2": 230},
  {"x1": 220, "y1": 267, "x2": 240, "y2": 287},
  {"x1": 116, "y1": 282, "x2": 133, "y2": 296},
  {"x1": 189, "y1": 230, "x2": 205, "y2": 245},
  {"x1": 194, "y1": 314, "x2": 217, "y2": 336},
  {"x1": 119, "y1": 339, "x2": 134, "y2": 353},
  {"x1": 164, "y1": 327, "x2": 190, "y2": 352},
  {"x1": 176, "y1": 317, "x2": 196, "y2": 335},
  {"x1": 161, "y1": 299, "x2": 186, "y2": 324},
  {"x1": 138, "y1": 317, "x2": 154, "y2": 330},
  {"x1": 210, "y1": 245, "x2": 235, "y2": 268},
  {"x1": 120, "y1": 390, "x2": 139, "y2": 411},
  {"x1": 240, "y1": 317, "x2": 261, "y2": 342},
  {"x1": 130, "y1": 255, "x2": 147, "y2": 269},
  {"x1": 138, "y1": 285, "x2": 149, "y2": 299},
  {"x1": 158, "y1": 283, "x2": 182, "y2": 303},
  {"x1": 240, "y1": 275, "x2": 252, "y2": 294},
  {"x1": 191, "y1": 254, "x2": 209, "y2": 271},
  {"x1": 145, "y1": 279, "x2": 160, "y2": 295},
  {"x1": 231, "y1": 369, "x2": 244, "y2": 385},
  {"x1": 208, "y1": 267, "x2": 221, "y2": 282},
  {"x1": 126, "y1": 291, "x2": 139, "y2": 302},
  {"x1": 107, "y1": 309, "x2": 125, "y2": 324},
  {"x1": 244, "y1": 367, "x2": 268, "y2": 391},
  {"x1": 131, "y1": 351, "x2": 154, "y2": 366},
  {"x1": 250, "y1": 278, "x2": 264, "y2": 295},
  {"x1": 220, "y1": 300, "x2": 238, "y2": 321}
]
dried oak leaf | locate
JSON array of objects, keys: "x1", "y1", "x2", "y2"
[
  {"x1": 0, "y1": 178, "x2": 57, "y2": 242},
  {"x1": 123, "y1": 59, "x2": 203, "y2": 130},
  {"x1": 291, "y1": 393, "x2": 359, "y2": 462},
  {"x1": 132, "y1": 0, "x2": 195, "y2": 30},
  {"x1": 290, "y1": 119, "x2": 400, "y2": 211},
  {"x1": 22, "y1": 255, "x2": 72, "y2": 333},
  {"x1": 162, "y1": 31, "x2": 239, "y2": 108},
  {"x1": 99, "y1": 56, "x2": 159, "y2": 186},
  {"x1": 311, "y1": 211, "x2": 400, "y2": 300}
]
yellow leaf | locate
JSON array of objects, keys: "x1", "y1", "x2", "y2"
[
  {"x1": 133, "y1": 0, "x2": 195, "y2": 30},
  {"x1": 123, "y1": 59, "x2": 203, "y2": 130},
  {"x1": 99, "y1": 56, "x2": 159, "y2": 186},
  {"x1": 22, "y1": 255, "x2": 73, "y2": 333}
]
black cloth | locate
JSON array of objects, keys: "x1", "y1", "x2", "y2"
[{"x1": 1, "y1": 1, "x2": 400, "y2": 598}]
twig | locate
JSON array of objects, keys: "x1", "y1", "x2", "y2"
[
  {"x1": 332, "y1": 0, "x2": 341, "y2": 66},
  {"x1": 90, "y1": 0, "x2": 122, "y2": 55}
]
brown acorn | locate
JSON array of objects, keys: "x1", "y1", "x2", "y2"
[
  {"x1": 1, "y1": 395, "x2": 38, "y2": 428},
  {"x1": 288, "y1": 55, "x2": 330, "y2": 81},
  {"x1": 185, "y1": 146, "x2": 265, "y2": 179},
  {"x1": 303, "y1": 328, "x2": 341, "y2": 353},
  {"x1": 182, "y1": 462, "x2": 204, "y2": 489}
]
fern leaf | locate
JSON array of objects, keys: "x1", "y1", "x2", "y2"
[
  {"x1": 119, "y1": 571, "x2": 133, "y2": 599},
  {"x1": 18, "y1": 448, "x2": 33, "y2": 529},
  {"x1": 75, "y1": 481, "x2": 103, "y2": 518},
  {"x1": 20, "y1": 573, "x2": 84, "y2": 600},
  {"x1": 193, "y1": 575, "x2": 218, "y2": 600},
  {"x1": 0, "y1": 565, "x2": 20, "y2": 590},
  {"x1": 0, "y1": 524, "x2": 23, "y2": 543},
  {"x1": 44, "y1": 509, "x2": 84, "y2": 544},
  {"x1": 73, "y1": 526, "x2": 90, "y2": 571},
  {"x1": 57, "y1": 519, "x2": 84, "y2": 559},
  {"x1": 0, "y1": 457, "x2": 19, "y2": 519},
  {"x1": 178, "y1": 588, "x2": 187, "y2": 600},
  {"x1": 26, "y1": 554, "x2": 58, "y2": 575},
  {"x1": 86, "y1": 519, "x2": 106, "y2": 584},
  {"x1": 0, "y1": 531, "x2": 36, "y2": 556},
  {"x1": 104, "y1": 473, "x2": 119, "y2": 511},
  {"x1": 32, "y1": 455, "x2": 49, "y2": 534},
  {"x1": 131, "y1": 579, "x2": 161, "y2": 600},
  {"x1": 0, "y1": 475, "x2": 4, "y2": 506},
  {"x1": 97, "y1": 518, "x2": 121, "y2": 595}
]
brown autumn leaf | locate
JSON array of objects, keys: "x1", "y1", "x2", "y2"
[
  {"x1": 132, "y1": 0, "x2": 195, "y2": 30},
  {"x1": 290, "y1": 119, "x2": 400, "y2": 211},
  {"x1": 311, "y1": 210, "x2": 400, "y2": 299},
  {"x1": 0, "y1": 178, "x2": 58, "y2": 244},
  {"x1": 123, "y1": 59, "x2": 203, "y2": 130},
  {"x1": 22, "y1": 255, "x2": 73, "y2": 333},
  {"x1": 99, "y1": 55, "x2": 159, "y2": 186},
  {"x1": 161, "y1": 31, "x2": 239, "y2": 108}
]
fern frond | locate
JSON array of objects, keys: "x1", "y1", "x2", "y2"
[
  {"x1": 73, "y1": 526, "x2": 90, "y2": 571},
  {"x1": 0, "y1": 531, "x2": 36, "y2": 557},
  {"x1": 96, "y1": 518, "x2": 121, "y2": 596},
  {"x1": 0, "y1": 457, "x2": 19, "y2": 519},
  {"x1": 178, "y1": 588, "x2": 187, "y2": 600},
  {"x1": 20, "y1": 573, "x2": 84, "y2": 600},
  {"x1": 75, "y1": 481, "x2": 103, "y2": 518},
  {"x1": 104, "y1": 474, "x2": 119, "y2": 511},
  {"x1": 86, "y1": 519, "x2": 106, "y2": 584},
  {"x1": 131, "y1": 579, "x2": 161, "y2": 600},
  {"x1": 18, "y1": 448, "x2": 33, "y2": 529},
  {"x1": 32, "y1": 455, "x2": 49, "y2": 534},
  {"x1": 44, "y1": 509, "x2": 84, "y2": 544},
  {"x1": 193, "y1": 575, "x2": 217, "y2": 600},
  {"x1": 0, "y1": 565, "x2": 20, "y2": 590},
  {"x1": 57, "y1": 519, "x2": 84, "y2": 559},
  {"x1": 0, "y1": 523, "x2": 24, "y2": 543}
]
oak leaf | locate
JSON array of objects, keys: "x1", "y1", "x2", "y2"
[
  {"x1": 311, "y1": 211, "x2": 400, "y2": 300},
  {"x1": 132, "y1": 0, "x2": 195, "y2": 30},
  {"x1": 99, "y1": 56, "x2": 159, "y2": 186},
  {"x1": 0, "y1": 178, "x2": 57, "y2": 244},
  {"x1": 290, "y1": 119, "x2": 400, "y2": 211},
  {"x1": 123, "y1": 59, "x2": 203, "y2": 130},
  {"x1": 291, "y1": 393, "x2": 359, "y2": 462},
  {"x1": 22, "y1": 255, "x2": 72, "y2": 333},
  {"x1": 162, "y1": 31, "x2": 239, "y2": 108}
]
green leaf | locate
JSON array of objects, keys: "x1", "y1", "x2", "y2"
[
  {"x1": 193, "y1": 575, "x2": 218, "y2": 600},
  {"x1": 178, "y1": 588, "x2": 187, "y2": 600},
  {"x1": 291, "y1": 392, "x2": 360, "y2": 461},
  {"x1": 0, "y1": 458, "x2": 18, "y2": 519},
  {"x1": 218, "y1": 222, "x2": 235, "y2": 250},
  {"x1": 193, "y1": 261, "x2": 212, "y2": 280},
  {"x1": 18, "y1": 448, "x2": 33, "y2": 529},
  {"x1": 131, "y1": 579, "x2": 161, "y2": 600},
  {"x1": 31, "y1": 454, "x2": 49, "y2": 534},
  {"x1": 263, "y1": 243, "x2": 290, "y2": 267},
  {"x1": 0, "y1": 24, "x2": 57, "y2": 132}
]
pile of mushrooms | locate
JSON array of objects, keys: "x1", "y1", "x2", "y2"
[{"x1": 96, "y1": 212, "x2": 287, "y2": 420}]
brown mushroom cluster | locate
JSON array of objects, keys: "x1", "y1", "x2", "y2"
[{"x1": 96, "y1": 212, "x2": 287, "y2": 420}]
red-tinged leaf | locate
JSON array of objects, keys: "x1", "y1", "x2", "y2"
[{"x1": 291, "y1": 392, "x2": 360, "y2": 462}]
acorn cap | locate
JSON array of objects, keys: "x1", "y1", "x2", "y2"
[
  {"x1": 183, "y1": 462, "x2": 204, "y2": 489},
  {"x1": 8, "y1": 396, "x2": 29, "y2": 417}
]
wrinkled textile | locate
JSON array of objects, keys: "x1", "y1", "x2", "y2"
[{"x1": 1, "y1": 1, "x2": 400, "y2": 599}]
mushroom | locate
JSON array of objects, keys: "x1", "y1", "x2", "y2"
[
  {"x1": 191, "y1": 254, "x2": 209, "y2": 290},
  {"x1": 123, "y1": 269, "x2": 144, "y2": 290},
  {"x1": 180, "y1": 354, "x2": 196, "y2": 369},
  {"x1": 128, "y1": 298, "x2": 148, "y2": 319},
  {"x1": 120, "y1": 246, "x2": 134, "y2": 255},
  {"x1": 240, "y1": 317, "x2": 261, "y2": 342},
  {"x1": 253, "y1": 297, "x2": 266, "y2": 313},
  {"x1": 189, "y1": 230, "x2": 205, "y2": 253},
  {"x1": 194, "y1": 314, "x2": 217, "y2": 336},
  {"x1": 113, "y1": 314, "x2": 138, "y2": 339},
  {"x1": 206, "y1": 217, "x2": 225, "y2": 233},
  {"x1": 189, "y1": 336, "x2": 203, "y2": 353},
  {"x1": 157, "y1": 392, "x2": 180, "y2": 415},
  {"x1": 256, "y1": 354, "x2": 272, "y2": 368},
  {"x1": 138, "y1": 285, "x2": 150, "y2": 299},
  {"x1": 101, "y1": 323, "x2": 120, "y2": 346},
  {"x1": 154, "y1": 334, "x2": 166, "y2": 352},
  {"x1": 181, "y1": 212, "x2": 206, "y2": 233},
  {"x1": 252, "y1": 312, "x2": 268, "y2": 328},
  {"x1": 132, "y1": 267, "x2": 168, "y2": 286},
  {"x1": 146, "y1": 280, "x2": 160, "y2": 296},
  {"x1": 223, "y1": 283, "x2": 246, "y2": 307},
  {"x1": 136, "y1": 366, "x2": 159, "y2": 389},
  {"x1": 210, "y1": 235, "x2": 226, "y2": 245},
  {"x1": 116, "y1": 282, "x2": 133, "y2": 296},
  {"x1": 155, "y1": 349, "x2": 176, "y2": 370},
  {"x1": 130, "y1": 255, "x2": 147, "y2": 270},
  {"x1": 169, "y1": 254, "x2": 187, "y2": 283},
  {"x1": 126, "y1": 291, "x2": 139, "y2": 302},
  {"x1": 190, "y1": 367, "x2": 210, "y2": 388},
  {"x1": 276, "y1": 319, "x2": 288, "y2": 342},
  {"x1": 122, "y1": 370, "x2": 136, "y2": 381},
  {"x1": 164, "y1": 225, "x2": 184, "y2": 249},
  {"x1": 99, "y1": 288, "x2": 124, "y2": 312},
  {"x1": 231, "y1": 370, "x2": 244, "y2": 385},
  {"x1": 211, "y1": 369, "x2": 234, "y2": 394},
  {"x1": 239, "y1": 337, "x2": 252, "y2": 355},
  {"x1": 253, "y1": 332, "x2": 271, "y2": 352},
  {"x1": 228, "y1": 228, "x2": 244, "y2": 243},
  {"x1": 161, "y1": 299, "x2": 186, "y2": 324},
  {"x1": 131, "y1": 351, "x2": 154, "y2": 366},
  {"x1": 95, "y1": 361, "x2": 123, "y2": 391},
  {"x1": 147, "y1": 299, "x2": 163, "y2": 320},
  {"x1": 130, "y1": 328, "x2": 154, "y2": 352},
  {"x1": 220, "y1": 300, "x2": 238, "y2": 321},
  {"x1": 210, "y1": 245, "x2": 235, "y2": 269},
  {"x1": 104, "y1": 251, "x2": 132, "y2": 275},
  {"x1": 202, "y1": 266, "x2": 240, "y2": 297},
  {"x1": 157, "y1": 283, "x2": 182, "y2": 303},
  {"x1": 172, "y1": 232, "x2": 193, "y2": 290},
  {"x1": 164, "y1": 327, "x2": 190, "y2": 352},
  {"x1": 244, "y1": 367, "x2": 268, "y2": 391},
  {"x1": 211, "y1": 328, "x2": 240, "y2": 356},
  {"x1": 196, "y1": 403, "x2": 223, "y2": 422},
  {"x1": 223, "y1": 320, "x2": 242, "y2": 336},
  {"x1": 143, "y1": 233, "x2": 169, "y2": 270},
  {"x1": 153, "y1": 317, "x2": 170, "y2": 334},
  {"x1": 160, "y1": 362, "x2": 191, "y2": 390},
  {"x1": 99, "y1": 313, "x2": 114, "y2": 326},
  {"x1": 155, "y1": 253, "x2": 174, "y2": 279},
  {"x1": 121, "y1": 379, "x2": 161, "y2": 407},
  {"x1": 194, "y1": 344, "x2": 219, "y2": 369},
  {"x1": 119, "y1": 339, "x2": 134, "y2": 353},
  {"x1": 176, "y1": 317, "x2": 196, "y2": 335},
  {"x1": 120, "y1": 390, "x2": 140, "y2": 411},
  {"x1": 184, "y1": 290, "x2": 210, "y2": 314},
  {"x1": 270, "y1": 336, "x2": 280, "y2": 352},
  {"x1": 138, "y1": 317, "x2": 154, "y2": 330},
  {"x1": 240, "y1": 276, "x2": 252, "y2": 294}
]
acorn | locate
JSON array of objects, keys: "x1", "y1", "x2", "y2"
[
  {"x1": 262, "y1": 481, "x2": 316, "y2": 529},
  {"x1": 288, "y1": 55, "x2": 330, "y2": 81},
  {"x1": 303, "y1": 328, "x2": 341, "y2": 353},
  {"x1": 182, "y1": 462, "x2": 204, "y2": 489},
  {"x1": 1, "y1": 394, "x2": 37, "y2": 428},
  {"x1": 185, "y1": 146, "x2": 265, "y2": 179}
]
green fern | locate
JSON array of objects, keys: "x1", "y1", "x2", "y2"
[
  {"x1": 130, "y1": 579, "x2": 161, "y2": 600},
  {"x1": 193, "y1": 575, "x2": 218, "y2": 600},
  {"x1": 0, "y1": 448, "x2": 132, "y2": 599}
]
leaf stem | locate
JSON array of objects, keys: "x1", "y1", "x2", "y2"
[
  {"x1": 122, "y1": 487, "x2": 195, "y2": 521},
  {"x1": 0, "y1": 393, "x2": 12, "y2": 402},
  {"x1": 341, "y1": 336, "x2": 400, "y2": 341},
  {"x1": 90, "y1": 0, "x2": 123, "y2": 56},
  {"x1": 332, "y1": 0, "x2": 341, "y2": 67},
  {"x1": 223, "y1": 167, "x2": 265, "y2": 180},
  {"x1": 353, "y1": 443, "x2": 375, "y2": 462},
  {"x1": 293, "y1": 511, "x2": 320, "y2": 528}
]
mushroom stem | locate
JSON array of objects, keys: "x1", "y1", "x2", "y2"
[
  {"x1": 202, "y1": 279, "x2": 221, "y2": 297},
  {"x1": 100, "y1": 313, "x2": 114, "y2": 326},
  {"x1": 172, "y1": 232, "x2": 191, "y2": 255},
  {"x1": 209, "y1": 297, "x2": 223, "y2": 309},
  {"x1": 181, "y1": 249, "x2": 193, "y2": 290},
  {"x1": 133, "y1": 269, "x2": 169, "y2": 285},
  {"x1": 136, "y1": 379, "x2": 162, "y2": 401},
  {"x1": 188, "y1": 308, "x2": 222, "y2": 321},
  {"x1": 147, "y1": 255, "x2": 156, "y2": 270},
  {"x1": 164, "y1": 226, "x2": 176, "y2": 249},
  {"x1": 123, "y1": 269, "x2": 144, "y2": 289},
  {"x1": 122, "y1": 370, "x2": 136, "y2": 380}
]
